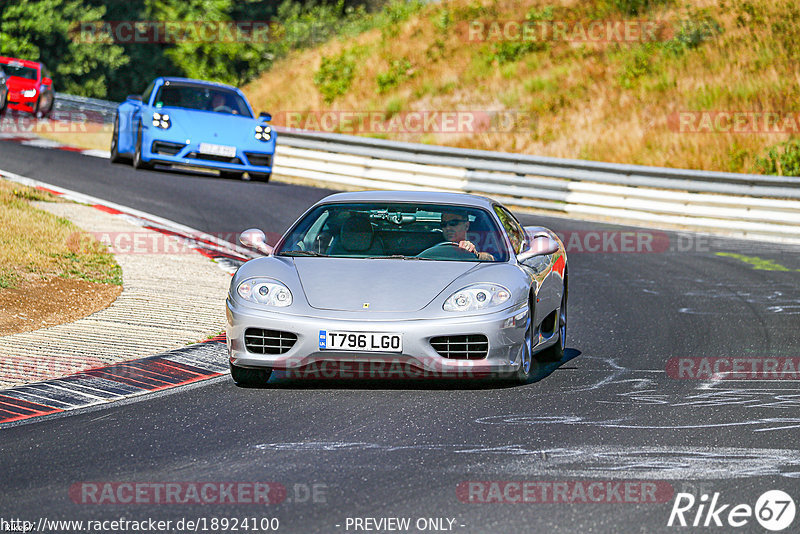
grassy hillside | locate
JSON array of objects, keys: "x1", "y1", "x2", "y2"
[{"x1": 243, "y1": 0, "x2": 800, "y2": 174}]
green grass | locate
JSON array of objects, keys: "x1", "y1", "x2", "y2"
[{"x1": 0, "y1": 179, "x2": 122, "y2": 290}]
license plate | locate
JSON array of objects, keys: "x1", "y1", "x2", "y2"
[
  {"x1": 319, "y1": 330, "x2": 402, "y2": 353},
  {"x1": 198, "y1": 142, "x2": 236, "y2": 158}
]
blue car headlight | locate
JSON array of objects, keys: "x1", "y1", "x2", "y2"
[
  {"x1": 236, "y1": 278, "x2": 292, "y2": 307},
  {"x1": 443, "y1": 283, "x2": 511, "y2": 312},
  {"x1": 254, "y1": 124, "x2": 272, "y2": 141},
  {"x1": 152, "y1": 112, "x2": 171, "y2": 129}
]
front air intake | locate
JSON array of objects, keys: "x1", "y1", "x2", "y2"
[
  {"x1": 244, "y1": 328, "x2": 297, "y2": 354},
  {"x1": 430, "y1": 335, "x2": 489, "y2": 360}
]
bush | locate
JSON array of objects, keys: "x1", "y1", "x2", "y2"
[
  {"x1": 376, "y1": 58, "x2": 413, "y2": 92},
  {"x1": 598, "y1": 0, "x2": 673, "y2": 16},
  {"x1": 754, "y1": 139, "x2": 800, "y2": 176},
  {"x1": 313, "y1": 49, "x2": 358, "y2": 103},
  {"x1": 617, "y1": 45, "x2": 656, "y2": 88},
  {"x1": 663, "y1": 12, "x2": 722, "y2": 56}
]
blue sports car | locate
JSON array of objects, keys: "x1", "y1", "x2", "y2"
[{"x1": 110, "y1": 77, "x2": 275, "y2": 181}]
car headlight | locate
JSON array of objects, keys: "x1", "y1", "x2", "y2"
[
  {"x1": 236, "y1": 278, "x2": 292, "y2": 307},
  {"x1": 22, "y1": 89, "x2": 37, "y2": 98},
  {"x1": 443, "y1": 283, "x2": 511, "y2": 312},
  {"x1": 152, "y1": 112, "x2": 171, "y2": 129},
  {"x1": 254, "y1": 124, "x2": 271, "y2": 141}
]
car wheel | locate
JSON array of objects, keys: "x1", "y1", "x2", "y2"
[
  {"x1": 249, "y1": 172, "x2": 271, "y2": 182},
  {"x1": 132, "y1": 122, "x2": 152, "y2": 170},
  {"x1": 0, "y1": 90, "x2": 7, "y2": 115},
  {"x1": 537, "y1": 276, "x2": 567, "y2": 362},
  {"x1": 36, "y1": 97, "x2": 51, "y2": 118},
  {"x1": 109, "y1": 114, "x2": 125, "y2": 164},
  {"x1": 512, "y1": 299, "x2": 535, "y2": 384},
  {"x1": 230, "y1": 362, "x2": 272, "y2": 387},
  {"x1": 220, "y1": 171, "x2": 244, "y2": 180}
]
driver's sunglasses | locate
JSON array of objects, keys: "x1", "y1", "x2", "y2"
[{"x1": 440, "y1": 219, "x2": 467, "y2": 227}]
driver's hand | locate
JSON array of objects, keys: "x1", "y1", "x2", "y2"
[{"x1": 458, "y1": 240, "x2": 477, "y2": 254}]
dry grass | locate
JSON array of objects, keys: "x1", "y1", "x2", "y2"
[
  {"x1": 0, "y1": 179, "x2": 121, "y2": 290},
  {"x1": 35, "y1": 127, "x2": 112, "y2": 152},
  {"x1": 243, "y1": 0, "x2": 800, "y2": 173}
]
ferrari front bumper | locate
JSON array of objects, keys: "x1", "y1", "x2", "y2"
[{"x1": 226, "y1": 299, "x2": 530, "y2": 378}]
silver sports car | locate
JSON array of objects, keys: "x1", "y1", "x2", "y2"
[{"x1": 226, "y1": 191, "x2": 568, "y2": 385}]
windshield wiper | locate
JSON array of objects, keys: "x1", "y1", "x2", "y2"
[
  {"x1": 365, "y1": 255, "x2": 432, "y2": 260},
  {"x1": 280, "y1": 250, "x2": 329, "y2": 257}
]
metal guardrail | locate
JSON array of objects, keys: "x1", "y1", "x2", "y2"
[
  {"x1": 53, "y1": 93, "x2": 800, "y2": 242},
  {"x1": 55, "y1": 92, "x2": 117, "y2": 121}
]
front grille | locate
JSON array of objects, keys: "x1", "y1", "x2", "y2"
[
  {"x1": 244, "y1": 152, "x2": 272, "y2": 167},
  {"x1": 430, "y1": 334, "x2": 489, "y2": 360},
  {"x1": 185, "y1": 152, "x2": 242, "y2": 164},
  {"x1": 244, "y1": 328, "x2": 297, "y2": 355},
  {"x1": 151, "y1": 140, "x2": 185, "y2": 156}
]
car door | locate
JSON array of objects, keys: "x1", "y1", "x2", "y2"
[{"x1": 494, "y1": 205, "x2": 561, "y2": 330}]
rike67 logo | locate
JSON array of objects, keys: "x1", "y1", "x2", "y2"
[{"x1": 668, "y1": 490, "x2": 796, "y2": 531}]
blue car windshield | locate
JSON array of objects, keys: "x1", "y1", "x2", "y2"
[
  {"x1": 152, "y1": 83, "x2": 252, "y2": 117},
  {"x1": 277, "y1": 203, "x2": 509, "y2": 262}
]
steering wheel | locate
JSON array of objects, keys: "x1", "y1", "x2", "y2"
[
  {"x1": 416, "y1": 241, "x2": 478, "y2": 260},
  {"x1": 214, "y1": 105, "x2": 233, "y2": 113}
]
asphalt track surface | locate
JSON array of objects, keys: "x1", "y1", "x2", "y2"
[{"x1": 2, "y1": 140, "x2": 800, "y2": 533}]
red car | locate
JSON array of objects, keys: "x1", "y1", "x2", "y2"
[{"x1": 0, "y1": 56, "x2": 54, "y2": 116}]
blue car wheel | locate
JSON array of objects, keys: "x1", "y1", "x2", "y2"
[{"x1": 132, "y1": 122, "x2": 152, "y2": 170}]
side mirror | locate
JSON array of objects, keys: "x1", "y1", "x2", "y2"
[
  {"x1": 42, "y1": 77, "x2": 52, "y2": 86},
  {"x1": 258, "y1": 111, "x2": 272, "y2": 121},
  {"x1": 127, "y1": 94, "x2": 143, "y2": 102},
  {"x1": 240, "y1": 228, "x2": 273, "y2": 255},
  {"x1": 517, "y1": 235, "x2": 559, "y2": 263}
]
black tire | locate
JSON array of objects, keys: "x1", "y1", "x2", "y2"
[
  {"x1": 230, "y1": 362, "x2": 272, "y2": 387},
  {"x1": 109, "y1": 114, "x2": 125, "y2": 164},
  {"x1": 0, "y1": 90, "x2": 7, "y2": 115},
  {"x1": 512, "y1": 299, "x2": 536, "y2": 384},
  {"x1": 220, "y1": 170, "x2": 244, "y2": 180},
  {"x1": 132, "y1": 122, "x2": 152, "y2": 170},
  {"x1": 249, "y1": 172, "x2": 271, "y2": 182},
  {"x1": 536, "y1": 275, "x2": 568, "y2": 362}
]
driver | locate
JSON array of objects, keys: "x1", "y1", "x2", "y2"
[
  {"x1": 440, "y1": 211, "x2": 494, "y2": 260},
  {"x1": 211, "y1": 93, "x2": 231, "y2": 113}
]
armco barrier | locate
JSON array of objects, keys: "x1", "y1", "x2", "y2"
[{"x1": 54, "y1": 93, "x2": 800, "y2": 242}]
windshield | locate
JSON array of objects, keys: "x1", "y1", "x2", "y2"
[
  {"x1": 152, "y1": 83, "x2": 252, "y2": 117},
  {"x1": 1, "y1": 63, "x2": 38, "y2": 80},
  {"x1": 276, "y1": 202, "x2": 509, "y2": 262}
]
